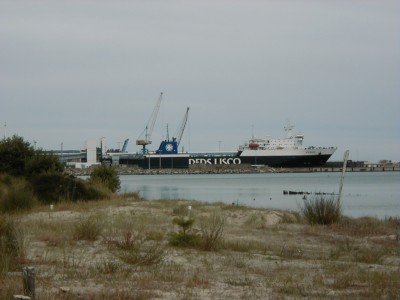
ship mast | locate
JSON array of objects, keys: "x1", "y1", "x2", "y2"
[{"x1": 284, "y1": 122, "x2": 294, "y2": 138}]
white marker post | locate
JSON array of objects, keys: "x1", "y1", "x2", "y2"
[{"x1": 338, "y1": 150, "x2": 350, "y2": 205}]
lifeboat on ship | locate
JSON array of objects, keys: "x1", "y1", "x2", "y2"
[{"x1": 249, "y1": 142, "x2": 259, "y2": 150}]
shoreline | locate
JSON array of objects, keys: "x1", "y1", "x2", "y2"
[{"x1": 66, "y1": 164, "x2": 400, "y2": 176}]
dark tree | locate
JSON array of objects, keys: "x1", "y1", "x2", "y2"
[
  {"x1": 25, "y1": 151, "x2": 64, "y2": 177},
  {"x1": 0, "y1": 135, "x2": 35, "y2": 176}
]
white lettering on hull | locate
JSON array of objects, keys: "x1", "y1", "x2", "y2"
[{"x1": 189, "y1": 158, "x2": 241, "y2": 165}]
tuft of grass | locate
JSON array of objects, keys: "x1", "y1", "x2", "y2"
[
  {"x1": 222, "y1": 239, "x2": 270, "y2": 254},
  {"x1": 198, "y1": 212, "x2": 225, "y2": 251},
  {"x1": 352, "y1": 246, "x2": 386, "y2": 264},
  {"x1": 274, "y1": 274, "x2": 308, "y2": 296},
  {"x1": 94, "y1": 259, "x2": 121, "y2": 274},
  {"x1": 114, "y1": 192, "x2": 142, "y2": 202},
  {"x1": 106, "y1": 230, "x2": 165, "y2": 266},
  {"x1": 325, "y1": 265, "x2": 399, "y2": 298},
  {"x1": 280, "y1": 211, "x2": 303, "y2": 224},
  {"x1": 172, "y1": 204, "x2": 190, "y2": 216},
  {"x1": 0, "y1": 217, "x2": 25, "y2": 277},
  {"x1": 279, "y1": 244, "x2": 303, "y2": 259},
  {"x1": 73, "y1": 214, "x2": 104, "y2": 241},
  {"x1": 244, "y1": 213, "x2": 266, "y2": 229},
  {"x1": 331, "y1": 216, "x2": 398, "y2": 237},
  {"x1": 330, "y1": 239, "x2": 387, "y2": 264},
  {"x1": 301, "y1": 195, "x2": 341, "y2": 225}
]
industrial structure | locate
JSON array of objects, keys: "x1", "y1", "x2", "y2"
[{"x1": 136, "y1": 92, "x2": 163, "y2": 154}]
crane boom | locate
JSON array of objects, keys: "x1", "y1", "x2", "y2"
[
  {"x1": 121, "y1": 139, "x2": 129, "y2": 152},
  {"x1": 136, "y1": 93, "x2": 163, "y2": 153},
  {"x1": 174, "y1": 107, "x2": 189, "y2": 146}
]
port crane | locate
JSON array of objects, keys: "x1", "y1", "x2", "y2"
[
  {"x1": 121, "y1": 139, "x2": 129, "y2": 153},
  {"x1": 136, "y1": 93, "x2": 163, "y2": 154},
  {"x1": 174, "y1": 107, "x2": 190, "y2": 147},
  {"x1": 156, "y1": 107, "x2": 189, "y2": 154}
]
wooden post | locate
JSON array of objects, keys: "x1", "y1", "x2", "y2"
[
  {"x1": 22, "y1": 267, "x2": 35, "y2": 300},
  {"x1": 338, "y1": 150, "x2": 350, "y2": 205}
]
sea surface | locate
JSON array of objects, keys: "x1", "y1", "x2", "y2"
[{"x1": 119, "y1": 172, "x2": 399, "y2": 219}]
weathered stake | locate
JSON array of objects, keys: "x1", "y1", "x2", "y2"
[
  {"x1": 22, "y1": 267, "x2": 35, "y2": 300},
  {"x1": 338, "y1": 150, "x2": 350, "y2": 205}
]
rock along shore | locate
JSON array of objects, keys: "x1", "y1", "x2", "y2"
[{"x1": 65, "y1": 164, "x2": 399, "y2": 177}]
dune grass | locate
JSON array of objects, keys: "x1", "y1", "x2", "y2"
[{"x1": 1, "y1": 195, "x2": 398, "y2": 299}]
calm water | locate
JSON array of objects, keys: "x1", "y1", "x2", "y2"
[{"x1": 119, "y1": 172, "x2": 399, "y2": 219}]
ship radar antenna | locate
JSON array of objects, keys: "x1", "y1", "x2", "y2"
[{"x1": 284, "y1": 121, "x2": 294, "y2": 138}]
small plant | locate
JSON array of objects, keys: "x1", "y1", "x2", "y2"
[
  {"x1": 279, "y1": 244, "x2": 303, "y2": 259},
  {"x1": 169, "y1": 217, "x2": 200, "y2": 248},
  {"x1": 199, "y1": 213, "x2": 225, "y2": 251},
  {"x1": 107, "y1": 230, "x2": 165, "y2": 266},
  {"x1": 95, "y1": 259, "x2": 121, "y2": 274},
  {"x1": 244, "y1": 213, "x2": 266, "y2": 229},
  {"x1": 73, "y1": 215, "x2": 104, "y2": 241},
  {"x1": 301, "y1": 195, "x2": 341, "y2": 225},
  {"x1": 353, "y1": 246, "x2": 386, "y2": 264}
]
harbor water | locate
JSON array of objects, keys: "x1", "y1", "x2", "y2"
[{"x1": 119, "y1": 172, "x2": 399, "y2": 219}]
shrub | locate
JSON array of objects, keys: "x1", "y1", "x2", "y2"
[
  {"x1": 30, "y1": 174, "x2": 111, "y2": 204},
  {"x1": 25, "y1": 151, "x2": 64, "y2": 176},
  {"x1": 30, "y1": 172, "x2": 72, "y2": 204},
  {"x1": 301, "y1": 195, "x2": 341, "y2": 225},
  {"x1": 0, "y1": 135, "x2": 35, "y2": 176},
  {"x1": 76, "y1": 179, "x2": 112, "y2": 201},
  {"x1": 73, "y1": 215, "x2": 104, "y2": 241},
  {"x1": 0, "y1": 135, "x2": 64, "y2": 178},
  {"x1": 90, "y1": 165, "x2": 120, "y2": 193},
  {"x1": 199, "y1": 213, "x2": 225, "y2": 251},
  {"x1": 169, "y1": 217, "x2": 200, "y2": 248},
  {"x1": 0, "y1": 176, "x2": 36, "y2": 213},
  {"x1": 107, "y1": 230, "x2": 165, "y2": 266}
]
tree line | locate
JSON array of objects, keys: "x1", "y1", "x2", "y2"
[{"x1": 0, "y1": 135, "x2": 120, "y2": 213}]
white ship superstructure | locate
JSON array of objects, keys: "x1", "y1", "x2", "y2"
[{"x1": 237, "y1": 124, "x2": 337, "y2": 167}]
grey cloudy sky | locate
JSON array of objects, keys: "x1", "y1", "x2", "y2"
[{"x1": 1, "y1": 0, "x2": 399, "y2": 162}]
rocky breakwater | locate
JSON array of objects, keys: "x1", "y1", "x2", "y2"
[{"x1": 65, "y1": 164, "x2": 283, "y2": 176}]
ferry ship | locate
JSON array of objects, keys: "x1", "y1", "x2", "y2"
[{"x1": 114, "y1": 124, "x2": 336, "y2": 169}]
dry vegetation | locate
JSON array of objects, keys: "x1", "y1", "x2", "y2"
[{"x1": 1, "y1": 193, "x2": 399, "y2": 299}]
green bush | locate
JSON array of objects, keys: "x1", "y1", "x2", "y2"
[
  {"x1": 30, "y1": 174, "x2": 111, "y2": 204},
  {"x1": 169, "y1": 217, "x2": 200, "y2": 248},
  {"x1": 25, "y1": 151, "x2": 64, "y2": 176},
  {"x1": 90, "y1": 165, "x2": 120, "y2": 193},
  {"x1": 0, "y1": 135, "x2": 115, "y2": 206},
  {"x1": 0, "y1": 135, "x2": 35, "y2": 176},
  {"x1": 301, "y1": 195, "x2": 341, "y2": 225},
  {"x1": 80, "y1": 180, "x2": 112, "y2": 200},
  {"x1": 30, "y1": 172, "x2": 72, "y2": 204},
  {"x1": 0, "y1": 175, "x2": 36, "y2": 213},
  {"x1": 0, "y1": 135, "x2": 64, "y2": 177}
]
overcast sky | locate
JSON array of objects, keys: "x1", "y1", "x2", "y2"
[{"x1": 1, "y1": 0, "x2": 399, "y2": 162}]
